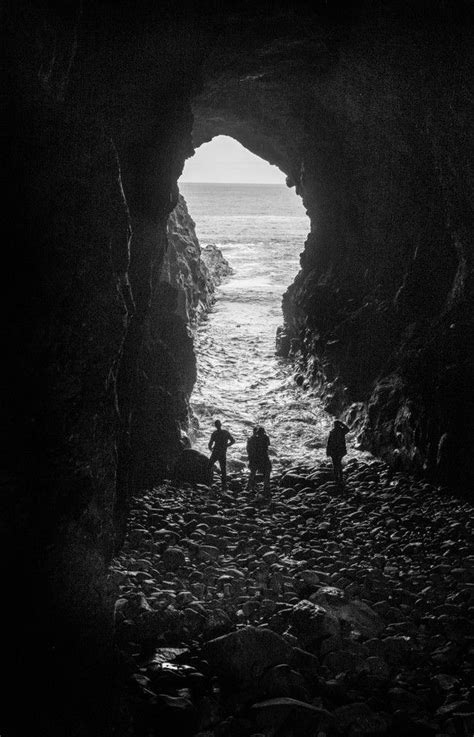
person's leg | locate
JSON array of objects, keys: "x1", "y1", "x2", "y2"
[
  {"x1": 335, "y1": 456, "x2": 343, "y2": 483},
  {"x1": 248, "y1": 466, "x2": 256, "y2": 491},
  {"x1": 263, "y1": 462, "x2": 271, "y2": 496},
  {"x1": 331, "y1": 455, "x2": 339, "y2": 481},
  {"x1": 339, "y1": 458, "x2": 345, "y2": 484},
  {"x1": 208, "y1": 452, "x2": 217, "y2": 484},
  {"x1": 220, "y1": 455, "x2": 227, "y2": 489}
]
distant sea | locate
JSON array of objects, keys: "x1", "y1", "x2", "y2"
[{"x1": 179, "y1": 182, "x2": 339, "y2": 469}]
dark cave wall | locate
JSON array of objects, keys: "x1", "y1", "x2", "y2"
[
  {"x1": 282, "y1": 21, "x2": 474, "y2": 485},
  {"x1": 128, "y1": 195, "x2": 217, "y2": 492},
  {"x1": 3, "y1": 3, "x2": 207, "y2": 734},
  {"x1": 192, "y1": 6, "x2": 474, "y2": 487},
  {"x1": 3, "y1": 90, "x2": 133, "y2": 737}
]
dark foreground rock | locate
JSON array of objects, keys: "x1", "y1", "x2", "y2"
[
  {"x1": 111, "y1": 459, "x2": 474, "y2": 736},
  {"x1": 173, "y1": 448, "x2": 213, "y2": 486}
]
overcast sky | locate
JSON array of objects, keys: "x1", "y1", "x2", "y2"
[{"x1": 180, "y1": 135, "x2": 285, "y2": 184}]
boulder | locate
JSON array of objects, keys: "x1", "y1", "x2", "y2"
[
  {"x1": 258, "y1": 664, "x2": 309, "y2": 701},
  {"x1": 201, "y1": 244, "x2": 233, "y2": 285},
  {"x1": 162, "y1": 547, "x2": 186, "y2": 571},
  {"x1": 280, "y1": 473, "x2": 311, "y2": 489},
  {"x1": 250, "y1": 698, "x2": 332, "y2": 735},
  {"x1": 310, "y1": 587, "x2": 384, "y2": 638},
  {"x1": 332, "y1": 703, "x2": 388, "y2": 736},
  {"x1": 288, "y1": 600, "x2": 340, "y2": 650},
  {"x1": 202, "y1": 626, "x2": 293, "y2": 686},
  {"x1": 173, "y1": 448, "x2": 212, "y2": 486}
]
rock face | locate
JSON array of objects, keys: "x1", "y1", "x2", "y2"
[
  {"x1": 202, "y1": 627, "x2": 294, "y2": 686},
  {"x1": 173, "y1": 448, "x2": 213, "y2": 487},
  {"x1": 191, "y1": 11, "x2": 474, "y2": 489},
  {"x1": 130, "y1": 195, "x2": 220, "y2": 489},
  {"x1": 163, "y1": 195, "x2": 216, "y2": 326},
  {"x1": 201, "y1": 244, "x2": 234, "y2": 286},
  {"x1": 4, "y1": 2, "x2": 474, "y2": 735}
]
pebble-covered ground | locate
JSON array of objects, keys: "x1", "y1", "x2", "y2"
[{"x1": 110, "y1": 459, "x2": 474, "y2": 737}]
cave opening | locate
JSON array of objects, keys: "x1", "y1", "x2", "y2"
[{"x1": 176, "y1": 135, "x2": 331, "y2": 469}]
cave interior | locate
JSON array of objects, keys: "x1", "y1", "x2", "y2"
[{"x1": 3, "y1": 1, "x2": 474, "y2": 735}]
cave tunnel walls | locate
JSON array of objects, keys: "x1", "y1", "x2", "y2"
[
  {"x1": 190, "y1": 2, "x2": 474, "y2": 489},
  {"x1": 3, "y1": 1, "x2": 474, "y2": 734}
]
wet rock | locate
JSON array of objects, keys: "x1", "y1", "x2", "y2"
[
  {"x1": 201, "y1": 244, "x2": 233, "y2": 286},
  {"x1": 250, "y1": 697, "x2": 331, "y2": 735},
  {"x1": 197, "y1": 545, "x2": 220, "y2": 562},
  {"x1": 332, "y1": 702, "x2": 388, "y2": 735},
  {"x1": 288, "y1": 600, "x2": 340, "y2": 651},
  {"x1": 323, "y1": 649, "x2": 365, "y2": 676},
  {"x1": 156, "y1": 693, "x2": 198, "y2": 735},
  {"x1": 202, "y1": 626, "x2": 293, "y2": 686},
  {"x1": 114, "y1": 465, "x2": 474, "y2": 732},
  {"x1": 289, "y1": 647, "x2": 321, "y2": 681},
  {"x1": 162, "y1": 547, "x2": 186, "y2": 571},
  {"x1": 174, "y1": 448, "x2": 212, "y2": 486},
  {"x1": 388, "y1": 686, "x2": 428, "y2": 716},
  {"x1": 310, "y1": 587, "x2": 384, "y2": 638},
  {"x1": 361, "y1": 656, "x2": 390, "y2": 680},
  {"x1": 280, "y1": 473, "x2": 310, "y2": 489},
  {"x1": 258, "y1": 664, "x2": 309, "y2": 701}
]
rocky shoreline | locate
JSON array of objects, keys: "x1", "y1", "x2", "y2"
[{"x1": 111, "y1": 460, "x2": 474, "y2": 736}]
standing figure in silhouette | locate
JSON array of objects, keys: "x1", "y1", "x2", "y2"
[
  {"x1": 326, "y1": 419, "x2": 349, "y2": 483},
  {"x1": 208, "y1": 419, "x2": 235, "y2": 490},
  {"x1": 247, "y1": 426, "x2": 272, "y2": 496},
  {"x1": 246, "y1": 427, "x2": 258, "y2": 491}
]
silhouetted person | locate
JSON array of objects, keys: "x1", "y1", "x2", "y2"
[
  {"x1": 326, "y1": 419, "x2": 349, "y2": 483},
  {"x1": 246, "y1": 427, "x2": 258, "y2": 490},
  {"x1": 247, "y1": 426, "x2": 272, "y2": 496},
  {"x1": 208, "y1": 419, "x2": 235, "y2": 490}
]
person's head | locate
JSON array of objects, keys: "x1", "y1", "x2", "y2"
[
  {"x1": 252, "y1": 426, "x2": 259, "y2": 435},
  {"x1": 214, "y1": 420, "x2": 221, "y2": 429},
  {"x1": 257, "y1": 426, "x2": 266, "y2": 436}
]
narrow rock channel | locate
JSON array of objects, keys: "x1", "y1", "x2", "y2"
[{"x1": 111, "y1": 460, "x2": 474, "y2": 737}]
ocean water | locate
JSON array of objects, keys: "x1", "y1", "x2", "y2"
[{"x1": 179, "y1": 182, "x2": 339, "y2": 469}]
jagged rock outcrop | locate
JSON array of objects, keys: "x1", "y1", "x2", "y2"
[
  {"x1": 163, "y1": 195, "x2": 216, "y2": 325},
  {"x1": 130, "y1": 195, "x2": 222, "y2": 489},
  {"x1": 201, "y1": 244, "x2": 234, "y2": 286}
]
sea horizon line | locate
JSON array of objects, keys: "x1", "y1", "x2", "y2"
[{"x1": 179, "y1": 180, "x2": 288, "y2": 186}]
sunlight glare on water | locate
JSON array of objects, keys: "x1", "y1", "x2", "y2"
[{"x1": 180, "y1": 182, "x2": 335, "y2": 470}]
